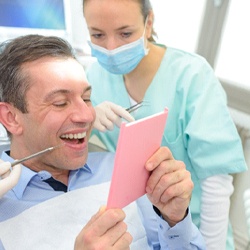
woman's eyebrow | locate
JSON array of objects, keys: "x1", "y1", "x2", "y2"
[
  {"x1": 89, "y1": 27, "x2": 103, "y2": 32},
  {"x1": 116, "y1": 25, "x2": 131, "y2": 31},
  {"x1": 89, "y1": 25, "x2": 132, "y2": 32}
]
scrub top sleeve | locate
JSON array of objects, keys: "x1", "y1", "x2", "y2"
[{"x1": 184, "y1": 61, "x2": 247, "y2": 179}]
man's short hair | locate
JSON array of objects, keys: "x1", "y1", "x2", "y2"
[{"x1": 0, "y1": 35, "x2": 76, "y2": 113}]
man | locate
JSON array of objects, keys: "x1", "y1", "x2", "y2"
[{"x1": 0, "y1": 35, "x2": 205, "y2": 249}]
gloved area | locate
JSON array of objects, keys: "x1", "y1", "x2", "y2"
[
  {"x1": 0, "y1": 161, "x2": 22, "y2": 197},
  {"x1": 93, "y1": 101, "x2": 135, "y2": 132}
]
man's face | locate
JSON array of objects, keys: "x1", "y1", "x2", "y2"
[{"x1": 15, "y1": 57, "x2": 95, "y2": 172}]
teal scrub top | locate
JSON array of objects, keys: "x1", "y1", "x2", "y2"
[{"x1": 87, "y1": 46, "x2": 247, "y2": 248}]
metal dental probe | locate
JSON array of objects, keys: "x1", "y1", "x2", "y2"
[
  {"x1": 10, "y1": 144, "x2": 64, "y2": 168},
  {"x1": 125, "y1": 101, "x2": 143, "y2": 114}
]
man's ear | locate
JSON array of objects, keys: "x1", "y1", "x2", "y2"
[{"x1": 0, "y1": 102, "x2": 23, "y2": 135}]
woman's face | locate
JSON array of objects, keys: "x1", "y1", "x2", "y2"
[{"x1": 84, "y1": 0, "x2": 151, "y2": 50}]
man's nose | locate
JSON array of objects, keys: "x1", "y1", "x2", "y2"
[{"x1": 71, "y1": 101, "x2": 94, "y2": 123}]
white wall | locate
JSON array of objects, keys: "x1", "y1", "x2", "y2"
[{"x1": 69, "y1": 0, "x2": 90, "y2": 54}]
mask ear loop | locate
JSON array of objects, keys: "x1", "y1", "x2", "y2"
[{"x1": 143, "y1": 16, "x2": 150, "y2": 55}]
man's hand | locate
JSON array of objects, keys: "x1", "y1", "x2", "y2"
[
  {"x1": 145, "y1": 147, "x2": 193, "y2": 226},
  {"x1": 0, "y1": 160, "x2": 22, "y2": 197},
  {"x1": 94, "y1": 101, "x2": 135, "y2": 132},
  {"x1": 74, "y1": 206, "x2": 133, "y2": 249}
]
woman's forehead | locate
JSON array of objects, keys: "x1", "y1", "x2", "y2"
[{"x1": 84, "y1": 0, "x2": 143, "y2": 23}]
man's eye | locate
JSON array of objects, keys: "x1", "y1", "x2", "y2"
[
  {"x1": 53, "y1": 101, "x2": 67, "y2": 107},
  {"x1": 83, "y1": 98, "x2": 92, "y2": 103}
]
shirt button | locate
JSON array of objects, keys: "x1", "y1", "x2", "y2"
[{"x1": 38, "y1": 172, "x2": 49, "y2": 179}]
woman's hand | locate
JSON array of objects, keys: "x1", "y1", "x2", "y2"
[
  {"x1": 94, "y1": 101, "x2": 135, "y2": 132},
  {"x1": 0, "y1": 160, "x2": 22, "y2": 197}
]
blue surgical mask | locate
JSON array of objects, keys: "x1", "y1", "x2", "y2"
[{"x1": 87, "y1": 19, "x2": 149, "y2": 75}]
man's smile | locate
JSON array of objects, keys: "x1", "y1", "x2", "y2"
[{"x1": 60, "y1": 132, "x2": 86, "y2": 144}]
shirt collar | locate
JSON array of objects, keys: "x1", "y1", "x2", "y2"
[{"x1": 1, "y1": 151, "x2": 92, "y2": 199}]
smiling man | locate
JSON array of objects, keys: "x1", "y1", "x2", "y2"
[
  {"x1": 0, "y1": 37, "x2": 95, "y2": 186},
  {"x1": 0, "y1": 35, "x2": 205, "y2": 250}
]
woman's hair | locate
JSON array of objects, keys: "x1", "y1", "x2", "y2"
[
  {"x1": 139, "y1": 0, "x2": 157, "y2": 41},
  {"x1": 0, "y1": 34, "x2": 76, "y2": 113},
  {"x1": 82, "y1": 0, "x2": 157, "y2": 42}
]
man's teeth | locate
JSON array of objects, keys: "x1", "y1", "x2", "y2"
[{"x1": 61, "y1": 132, "x2": 86, "y2": 139}]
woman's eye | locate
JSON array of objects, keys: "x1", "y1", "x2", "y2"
[
  {"x1": 91, "y1": 33, "x2": 103, "y2": 39},
  {"x1": 121, "y1": 32, "x2": 132, "y2": 38}
]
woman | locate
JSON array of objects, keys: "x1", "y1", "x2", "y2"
[
  {"x1": 0, "y1": 161, "x2": 21, "y2": 197},
  {"x1": 82, "y1": 0, "x2": 247, "y2": 249}
]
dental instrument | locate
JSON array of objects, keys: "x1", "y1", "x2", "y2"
[
  {"x1": 125, "y1": 101, "x2": 143, "y2": 114},
  {"x1": 11, "y1": 144, "x2": 64, "y2": 168}
]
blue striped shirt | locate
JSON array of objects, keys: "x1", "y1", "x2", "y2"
[{"x1": 0, "y1": 151, "x2": 205, "y2": 249}]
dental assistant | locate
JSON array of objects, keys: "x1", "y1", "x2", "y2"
[{"x1": 83, "y1": 0, "x2": 247, "y2": 249}]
